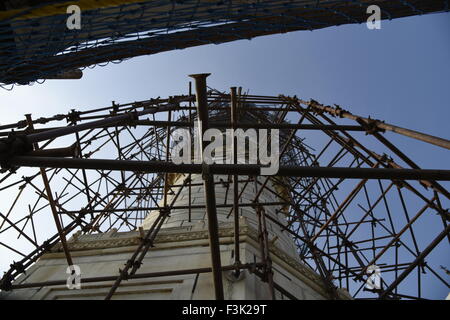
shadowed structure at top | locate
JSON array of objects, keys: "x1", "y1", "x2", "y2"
[{"x1": 0, "y1": 0, "x2": 448, "y2": 87}]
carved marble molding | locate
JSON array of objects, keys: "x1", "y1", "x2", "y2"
[{"x1": 49, "y1": 221, "x2": 324, "y2": 289}]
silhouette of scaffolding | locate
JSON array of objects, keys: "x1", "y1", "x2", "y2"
[
  {"x1": 0, "y1": 0, "x2": 448, "y2": 86},
  {"x1": 0, "y1": 74, "x2": 449, "y2": 299}
]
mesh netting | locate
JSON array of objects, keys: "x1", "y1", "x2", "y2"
[{"x1": 0, "y1": 0, "x2": 448, "y2": 87}]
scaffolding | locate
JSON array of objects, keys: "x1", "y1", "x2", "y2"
[{"x1": 0, "y1": 74, "x2": 449, "y2": 299}]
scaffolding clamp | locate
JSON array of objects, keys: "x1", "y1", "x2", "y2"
[
  {"x1": 10, "y1": 261, "x2": 26, "y2": 275},
  {"x1": 0, "y1": 274, "x2": 12, "y2": 291},
  {"x1": 67, "y1": 109, "x2": 81, "y2": 124},
  {"x1": 0, "y1": 133, "x2": 33, "y2": 170}
]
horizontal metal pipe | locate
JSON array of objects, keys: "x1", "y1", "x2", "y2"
[
  {"x1": 44, "y1": 69, "x2": 83, "y2": 80},
  {"x1": 0, "y1": 123, "x2": 366, "y2": 137},
  {"x1": 25, "y1": 105, "x2": 175, "y2": 144},
  {"x1": 134, "y1": 120, "x2": 366, "y2": 131},
  {"x1": 10, "y1": 263, "x2": 263, "y2": 290},
  {"x1": 8, "y1": 156, "x2": 450, "y2": 181},
  {"x1": 58, "y1": 201, "x2": 288, "y2": 215},
  {"x1": 25, "y1": 145, "x2": 78, "y2": 158}
]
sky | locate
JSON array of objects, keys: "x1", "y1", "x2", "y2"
[
  {"x1": 0, "y1": 11, "x2": 449, "y2": 299},
  {"x1": 1, "y1": 11, "x2": 449, "y2": 168}
]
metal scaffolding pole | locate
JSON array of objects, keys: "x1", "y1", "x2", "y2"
[
  {"x1": 7, "y1": 156, "x2": 450, "y2": 181},
  {"x1": 190, "y1": 73, "x2": 225, "y2": 300}
]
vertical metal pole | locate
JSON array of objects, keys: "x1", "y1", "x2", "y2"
[
  {"x1": 230, "y1": 87, "x2": 241, "y2": 273},
  {"x1": 189, "y1": 73, "x2": 224, "y2": 300},
  {"x1": 25, "y1": 114, "x2": 73, "y2": 267},
  {"x1": 188, "y1": 81, "x2": 192, "y2": 223},
  {"x1": 260, "y1": 206, "x2": 276, "y2": 300},
  {"x1": 75, "y1": 131, "x2": 94, "y2": 220},
  {"x1": 163, "y1": 110, "x2": 172, "y2": 208}
]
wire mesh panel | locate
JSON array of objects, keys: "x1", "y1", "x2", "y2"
[{"x1": 0, "y1": 0, "x2": 448, "y2": 87}]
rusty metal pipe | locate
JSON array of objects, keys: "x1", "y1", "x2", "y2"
[
  {"x1": 230, "y1": 86, "x2": 241, "y2": 271},
  {"x1": 189, "y1": 73, "x2": 224, "y2": 300},
  {"x1": 25, "y1": 105, "x2": 175, "y2": 144},
  {"x1": 25, "y1": 114, "x2": 74, "y2": 268},
  {"x1": 309, "y1": 102, "x2": 450, "y2": 150},
  {"x1": 11, "y1": 263, "x2": 264, "y2": 290},
  {"x1": 25, "y1": 144, "x2": 78, "y2": 158},
  {"x1": 8, "y1": 156, "x2": 450, "y2": 181}
]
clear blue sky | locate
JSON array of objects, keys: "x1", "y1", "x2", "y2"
[{"x1": 0, "y1": 11, "x2": 449, "y2": 298}]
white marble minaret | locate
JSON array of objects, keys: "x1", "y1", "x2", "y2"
[{"x1": 5, "y1": 173, "x2": 344, "y2": 300}]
